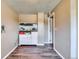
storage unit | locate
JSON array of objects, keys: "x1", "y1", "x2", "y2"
[{"x1": 19, "y1": 23, "x2": 38, "y2": 45}]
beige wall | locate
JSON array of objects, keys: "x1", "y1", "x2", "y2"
[
  {"x1": 1, "y1": 1, "x2": 18, "y2": 58},
  {"x1": 53, "y1": 0, "x2": 70, "y2": 59},
  {"x1": 19, "y1": 14, "x2": 37, "y2": 23}
]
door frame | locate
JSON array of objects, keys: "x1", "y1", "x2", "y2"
[
  {"x1": 48, "y1": 17, "x2": 53, "y2": 44},
  {"x1": 47, "y1": 12, "x2": 55, "y2": 48},
  {"x1": 52, "y1": 12, "x2": 56, "y2": 49}
]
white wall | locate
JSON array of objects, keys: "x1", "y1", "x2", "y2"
[
  {"x1": 53, "y1": 0, "x2": 70, "y2": 59},
  {"x1": 19, "y1": 14, "x2": 37, "y2": 23},
  {"x1": 44, "y1": 14, "x2": 48, "y2": 43},
  {"x1": 1, "y1": 1, "x2": 18, "y2": 58},
  {"x1": 70, "y1": 0, "x2": 77, "y2": 58},
  {"x1": 38, "y1": 12, "x2": 45, "y2": 45}
]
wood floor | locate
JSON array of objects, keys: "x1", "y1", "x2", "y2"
[{"x1": 6, "y1": 46, "x2": 62, "y2": 59}]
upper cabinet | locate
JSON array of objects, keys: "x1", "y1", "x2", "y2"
[{"x1": 19, "y1": 14, "x2": 37, "y2": 23}]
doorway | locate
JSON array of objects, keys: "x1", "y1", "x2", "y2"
[{"x1": 47, "y1": 12, "x2": 55, "y2": 49}]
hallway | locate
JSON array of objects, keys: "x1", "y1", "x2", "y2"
[
  {"x1": 6, "y1": 46, "x2": 62, "y2": 59},
  {"x1": 1, "y1": 0, "x2": 77, "y2": 59}
]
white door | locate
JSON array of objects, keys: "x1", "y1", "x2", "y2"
[{"x1": 48, "y1": 17, "x2": 53, "y2": 43}]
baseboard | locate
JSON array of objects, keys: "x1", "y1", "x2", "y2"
[
  {"x1": 37, "y1": 44, "x2": 44, "y2": 46},
  {"x1": 2, "y1": 45, "x2": 18, "y2": 59},
  {"x1": 20, "y1": 45, "x2": 36, "y2": 46},
  {"x1": 54, "y1": 48, "x2": 65, "y2": 59},
  {"x1": 44, "y1": 42, "x2": 52, "y2": 44}
]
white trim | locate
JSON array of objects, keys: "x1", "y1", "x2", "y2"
[
  {"x1": 54, "y1": 48, "x2": 65, "y2": 59},
  {"x1": 70, "y1": 0, "x2": 77, "y2": 58},
  {"x1": 52, "y1": 12, "x2": 56, "y2": 48},
  {"x1": 36, "y1": 44, "x2": 44, "y2": 46},
  {"x1": 52, "y1": 12, "x2": 56, "y2": 50},
  {"x1": 44, "y1": 42, "x2": 52, "y2": 44},
  {"x1": 2, "y1": 45, "x2": 18, "y2": 59}
]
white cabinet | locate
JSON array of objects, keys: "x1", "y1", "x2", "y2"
[
  {"x1": 31, "y1": 32, "x2": 38, "y2": 44},
  {"x1": 19, "y1": 34, "x2": 32, "y2": 45},
  {"x1": 19, "y1": 32, "x2": 38, "y2": 45}
]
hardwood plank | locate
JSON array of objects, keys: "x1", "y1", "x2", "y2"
[{"x1": 6, "y1": 46, "x2": 62, "y2": 59}]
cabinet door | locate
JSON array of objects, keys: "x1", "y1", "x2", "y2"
[
  {"x1": 19, "y1": 34, "x2": 32, "y2": 45},
  {"x1": 31, "y1": 32, "x2": 38, "y2": 44}
]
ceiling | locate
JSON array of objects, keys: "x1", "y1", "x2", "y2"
[{"x1": 4, "y1": 0, "x2": 61, "y2": 14}]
